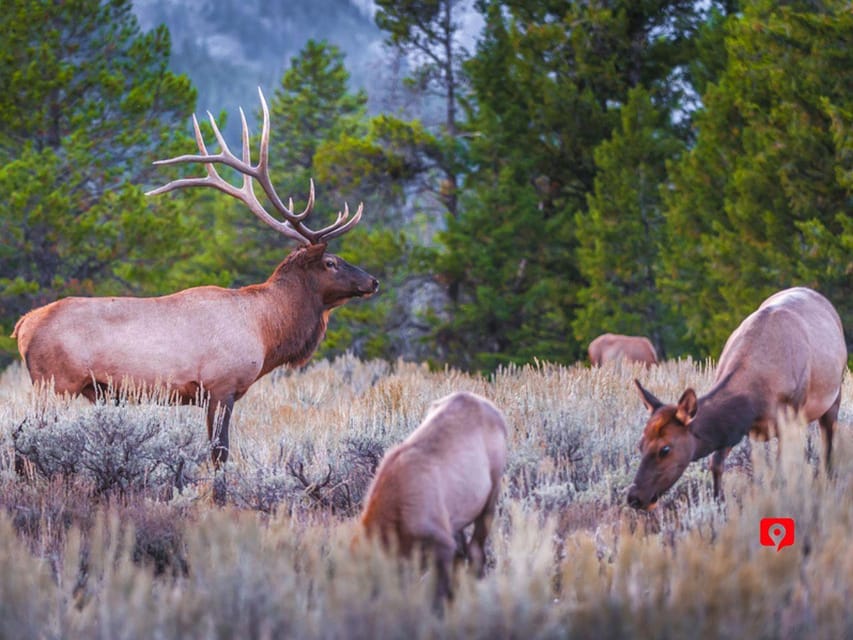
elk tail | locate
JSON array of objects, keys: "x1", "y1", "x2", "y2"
[{"x1": 11, "y1": 313, "x2": 28, "y2": 339}]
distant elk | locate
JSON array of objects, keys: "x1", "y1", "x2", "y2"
[
  {"x1": 627, "y1": 287, "x2": 846, "y2": 510},
  {"x1": 12, "y1": 89, "x2": 379, "y2": 466},
  {"x1": 360, "y1": 391, "x2": 508, "y2": 605},
  {"x1": 588, "y1": 333, "x2": 658, "y2": 368}
]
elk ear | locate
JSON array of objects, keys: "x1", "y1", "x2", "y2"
[
  {"x1": 635, "y1": 379, "x2": 662, "y2": 414},
  {"x1": 305, "y1": 243, "x2": 327, "y2": 258},
  {"x1": 290, "y1": 242, "x2": 328, "y2": 267},
  {"x1": 676, "y1": 388, "x2": 698, "y2": 424}
]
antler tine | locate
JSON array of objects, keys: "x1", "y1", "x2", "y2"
[
  {"x1": 207, "y1": 110, "x2": 235, "y2": 159},
  {"x1": 314, "y1": 202, "x2": 365, "y2": 243},
  {"x1": 237, "y1": 106, "x2": 258, "y2": 197},
  {"x1": 252, "y1": 89, "x2": 313, "y2": 224},
  {"x1": 257, "y1": 88, "x2": 270, "y2": 172},
  {"x1": 238, "y1": 107, "x2": 250, "y2": 164},
  {"x1": 145, "y1": 114, "x2": 228, "y2": 196},
  {"x1": 313, "y1": 205, "x2": 349, "y2": 237},
  {"x1": 147, "y1": 88, "x2": 365, "y2": 246},
  {"x1": 293, "y1": 178, "x2": 315, "y2": 221}
]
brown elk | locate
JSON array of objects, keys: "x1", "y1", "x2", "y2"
[
  {"x1": 360, "y1": 391, "x2": 508, "y2": 605},
  {"x1": 12, "y1": 89, "x2": 378, "y2": 466},
  {"x1": 627, "y1": 287, "x2": 846, "y2": 510},
  {"x1": 588, "y1": 333, "x2": 658, "y2": 368}
]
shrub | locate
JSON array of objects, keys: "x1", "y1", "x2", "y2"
[{"x1": 0, "y1": 358, "x2": 849, "y2": 637}]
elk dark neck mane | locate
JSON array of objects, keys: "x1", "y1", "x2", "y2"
[
  {"x1": 689, "y1": 382, "x2": 762, "y2": 460},
  {"x1": 255, "y1": 248, "x2": 329, "y2": 376}
]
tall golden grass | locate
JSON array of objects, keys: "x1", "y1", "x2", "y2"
[{"x1": 0, "y1": 356, "x2": 851, "y2": 638}]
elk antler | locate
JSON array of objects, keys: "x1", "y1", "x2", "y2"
[{"x1": 145, "y1": 88, "x2": 363, "y2": 245}]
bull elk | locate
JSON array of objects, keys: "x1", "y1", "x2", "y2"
[
  {"x1": 627, "y1": 287, "x2": 846, "y2": 510},
  {"x1": 588, "y1": 333, "x2": 658, "y2": 368},
  {"x1": 12, "y1": 89, "x2": 379, "y2": 466},
  {"x1": 360, "y1": 391, "x2": 508, "y2": 605}
]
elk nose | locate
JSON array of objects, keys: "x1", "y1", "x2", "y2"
[
  {"x1": 626, "y1": 490, "x2": 643, "y2": 510},
  {"x1": 370, "y1": 277, "x2": 379, "y2": 292}
]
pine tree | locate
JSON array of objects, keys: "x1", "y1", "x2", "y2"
[
  {"x1": 312, "y1": 111, "x2": 447, "y2": 361},
  {"x1": 573, "y1": 87, "x2": 684, "y2": 358},
  {"x1": 436, "y1": 0, "x2": 712, "y2": 370},
  {"x1": 269, "y1": 40, "x2": 368, "y2": 181},
  {"x1": 374, "y1": 0, "x2": 472, "y2": 218},
  {"x1": 0, "y1": 0, "x2": 198, "y2": 363},
  {"x1": 662, "y1": 0, "x2": 853, "y2": 355}
]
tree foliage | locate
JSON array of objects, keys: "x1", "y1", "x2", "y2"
[
  {"x1": 0, "y1": 0, "x2": 198, "y2": 363},
  {"x1": 312, "y1": 111, "x2": 446, "y2": 362},
  {"x1": 436, "y1": 0, "x2": 715, "y2": 370},
  {"x1": 662, "y1": 0, "x2": 853, "y2": 355},
  {"x1": 3, "y1": 0, "x2": 851, "y2": 371},
  {"x1": 573, "y1": 87, "x2": 685, "y2": 358},
  {"x1": 375, "y1": 0, "x2": 474, "y2": 218}
]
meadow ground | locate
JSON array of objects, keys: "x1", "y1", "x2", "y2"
[{"x1": 0, "y1": 355, "x2": 851, "y2": 639}]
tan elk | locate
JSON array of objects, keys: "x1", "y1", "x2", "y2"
[
  {"x1": 588, "y1": 333, "x2": 658, "y2": 368},
  {"x1": 360, "y1": 391, "x2": 508, "y2": 605},
  {"x1": 627, "y1": 287, "x2": 846, "y2": 510},
  {"x1": 12, "y1": 89, "x2": 378, "y2": 466}
]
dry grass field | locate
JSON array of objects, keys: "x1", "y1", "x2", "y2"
[{"x1": 0, "y1": 355, "x2": 851, "y2": 639}]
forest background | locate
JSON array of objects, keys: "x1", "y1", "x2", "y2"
[{"x1": 1, "y1": 0, "x2": 851, "y2": 372}]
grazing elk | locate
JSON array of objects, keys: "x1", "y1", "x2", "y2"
[
  {"x1": 12, "y1": 89, "x2": 378, "y2": 466},
  {"x1": 360, "y1": 391, "x2": 508, "y2": 606},
  {"x1": 627, "y1": 287, "x2": 846, "y2": 510},
  {"x1": 588, "y1": 333, "x2": 658, "y2": 368}
]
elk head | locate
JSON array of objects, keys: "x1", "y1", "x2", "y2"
[
  {"x1": 627, "y1": 380, "x2": 699, "y2": 510},
  {"x1": 282, "y1": 243, "x2": 378, "y2": 308}
]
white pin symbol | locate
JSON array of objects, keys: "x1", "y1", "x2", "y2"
[{"x1": 768, "y1": 523, "x2": 788, "y2": 551}]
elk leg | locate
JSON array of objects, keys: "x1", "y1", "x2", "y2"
[
  {"x1": 81, "y1": 380, "x2": 114, "y2": 404},
  {"x1": 709, "y1": 448, "x2": 730, "y2": 500},
  {"x1": 819, "y1": 390, "x2": 841, "y2": 474},
  {"x1": 469, "y1": 488, "x2": 499, "y2": 578},
  {"x1": 432, "y1": 538, "x2": 457, "y2": 613},
  {"x1": 207, "y1": 395, "x2": 234, "y2": 467},
  {"x1": 453, "y1": 529, "x2": 469, "y2": 568},
  {"x1": 80, "y1": 383, "x2": 98, "y2": 403}
]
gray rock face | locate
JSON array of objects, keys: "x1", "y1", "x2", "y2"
[{"x1": 387, "y1": 276, "x2": 450, "y2": 363}]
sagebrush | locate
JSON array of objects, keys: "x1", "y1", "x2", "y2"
[{"x1": 0, "y1": 356, "x2": 851, "y2": 639}]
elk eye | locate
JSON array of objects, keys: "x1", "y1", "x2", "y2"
[
  {"x1": 659, "y1": 445, "x2": 672, "y2": 458},
  {"x1": 324, "y1": 259, "x2": 336, "y2": 269}
]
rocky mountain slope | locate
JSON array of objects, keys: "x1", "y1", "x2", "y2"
[{"x1": 133, "y1": 0, "x2": 386, "y2": 136}]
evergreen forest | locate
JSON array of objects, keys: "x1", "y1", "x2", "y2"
[{"x1": 1, "y1": 0, "x2": 851, "y2": 371}]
